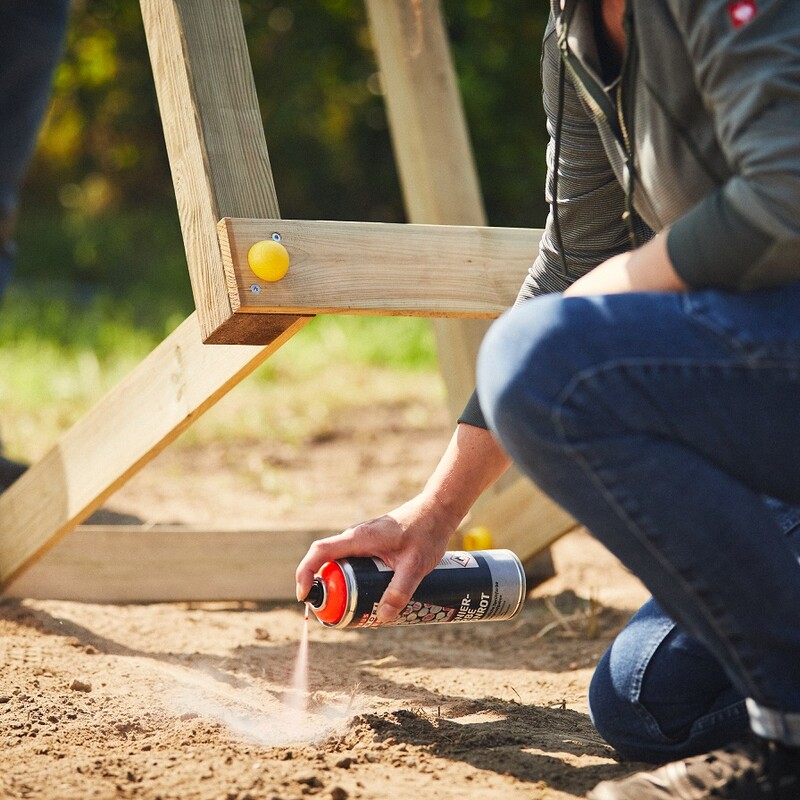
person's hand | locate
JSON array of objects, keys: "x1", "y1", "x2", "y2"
[
  {"x1": 296, "y1": 422, "x2": 511, "y2": 622},
  {"x1": 295, "y1": 493, "x2": 461, "y2": 623}
]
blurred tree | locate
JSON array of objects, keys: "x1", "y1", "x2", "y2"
[{"x1": 19, "y1": 0, "x2": 550, "y2": 293}]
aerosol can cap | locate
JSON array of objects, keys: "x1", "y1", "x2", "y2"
[
  {"x1": 303, "y1": 578, "x2": 326, "y2": 609},
  {"x1": 303, "y1": 561, "x2": 349, "y2": 625}
]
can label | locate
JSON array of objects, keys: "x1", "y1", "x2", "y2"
[{"x1": 329, "y1": 549, "x2": 525, "y2": 629}]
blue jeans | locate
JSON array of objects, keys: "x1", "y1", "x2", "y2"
[
  {"x1": 0, "y1": 0, "x2": 69, "y2": 297},
  {"x1": 588, "y1": 499, "x2": 800, "y2": 763},
  {"x1": 476, "y1": 283, "x2": 800, "y2": 751}
]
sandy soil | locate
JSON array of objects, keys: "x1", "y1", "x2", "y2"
[{"x1": 1, "y1": 396, "x2": 651, "y2": 800}]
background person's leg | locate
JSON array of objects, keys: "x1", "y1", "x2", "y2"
[
  {"x1": 0, "y1": 1, "x2": 70, "y2": 474},
  {"x1": 0, "y1": 0, "x2": 70, "y2": 297}
]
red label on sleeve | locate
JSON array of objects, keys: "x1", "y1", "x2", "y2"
[{"x1": 728, "y1": 0, "x2": 757, "y2": 28}]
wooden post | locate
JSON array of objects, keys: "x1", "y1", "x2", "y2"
[
  {"x1": 140, "y1": 0, "x2": 305, "y2": 344},
  {"x1": 365, "y1": 0, "x2": 492, "y2": 416},
  {"x1": 366, "y1": 0, "x2": 574, "y2": 561}
]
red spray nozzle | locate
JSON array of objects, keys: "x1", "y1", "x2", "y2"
[{"x1": 302, "y1": 561, "x2": 348, "y2": 625}]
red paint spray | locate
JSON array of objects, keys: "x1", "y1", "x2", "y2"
[{"x1": 303, "y1": 549, "x2": 526, "y2": 628}]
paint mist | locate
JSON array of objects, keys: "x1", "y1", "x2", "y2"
[{"x1": 287, "y1": 605, "x2": 310, "y2": 715}]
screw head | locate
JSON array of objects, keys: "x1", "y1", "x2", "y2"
[
  {"x1": 250, "y1": 284, "x2": 261, "y2": 294},
  {"x1": 271, "y1": 232, "x2": 282, "y2": 242}
]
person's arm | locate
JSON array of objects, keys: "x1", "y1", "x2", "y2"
[
  {"x1": 295, "y1": 16, "x2": 641, "y2": 620},
  {"x1": 565, "y1": 230, "x2": 686, "y2": 296},
  {"x1": 295, "y1": 423, "x2": 510, "y2": 621},
  {"x1": 663, "y1": 0, "x2": 800, "y2": 290}
]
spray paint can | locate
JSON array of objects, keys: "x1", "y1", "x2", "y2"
[{"x1": 303, "y1": 549, "x2": 526, "y2": 629}]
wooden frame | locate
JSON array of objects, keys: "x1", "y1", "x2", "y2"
[
  {"x1": 0, "y1": 0, "x2": 574, "y2": 600},
  {"x1": 218, "y1": 218, "x2": 541, "y2": 317},
  {"x1": 4, "y1": 525, "x2": 335, "y2": 603}
]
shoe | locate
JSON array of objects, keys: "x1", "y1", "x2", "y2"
[{"x1": 587, "y1": 737, "x2": 800, "y2": 799}]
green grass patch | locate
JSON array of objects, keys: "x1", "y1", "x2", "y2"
[
  {"x1": 270, "y1": 314, "x2": 438, "y2": 375},
  {"x1": 0, "y1": 286, "x2": 441, "y2": 459}
]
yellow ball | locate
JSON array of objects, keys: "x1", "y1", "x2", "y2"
[
  {"x1": 462, "y1": 525, "x2": 493, "y2": 551},
  {"x1": 247, "y1": 239, "x2": 290, "y2": 282}
]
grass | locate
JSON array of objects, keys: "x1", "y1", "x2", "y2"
[
  {"x1": 2, "y1": 206, "x2": 447, "y2": 461},
  {"x1": 0, "y1": 283, "x2": 444, "y2": 461}
]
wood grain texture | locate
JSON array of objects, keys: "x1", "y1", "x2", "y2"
[
  {"x1": 366, "y1": 0, "x2": 574, "y2": 560},
  {"x1": 4, "y1": 525, "x2": 333, "y2": 602},
  {"x1": 140, "y1": 0, "x2": 303, "y2": 342},
  {"x1": 219, "y1": 217, "x2": 541, "y2": 316},
  {"x1": 0, "y1": 313, "x2": 310, "y2": 589}
]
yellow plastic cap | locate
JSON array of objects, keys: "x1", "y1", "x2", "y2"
[
  {"x1": 247, "y1": 239, "x2": 290, "y2": 282},
  {"x1": 463, "y1": 525, "x2": 493, "y2": 550}
]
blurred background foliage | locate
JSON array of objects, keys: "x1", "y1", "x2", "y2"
[
  {"x1": 2, "y1": 0, "x2": 551, "y2": 457},
  {"x1": 17, "y1": 0, "x2": 549, "y2": 310}
]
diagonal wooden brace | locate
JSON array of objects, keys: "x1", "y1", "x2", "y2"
[{"x1": 0, "y1": 313, "x2": 309, "y2": 590}]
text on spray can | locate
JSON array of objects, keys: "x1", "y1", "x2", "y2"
[{"x1": 304, "y1": 549, "x2": 525, "y2": 629}]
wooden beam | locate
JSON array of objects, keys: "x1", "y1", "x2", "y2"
[
  {"x1": 0, "y1": 313, "x2": 311, "y2": 590},
  {"x1": 140, "y1": 0, "x2": 303, "y2": 344},
  {"x1": 367, "y1": 0, "x2": 571, "y2": 562},
  {"x1": 218, "y1": 218, "x2": 540, "y2": 316},
  {"x1": 365, "y1": 0, "x2": 492, "y2": 415},
  {"x1": 3, "y1": 525, "x2": 334, "y2": 603},
  {"x1": 459, "y1": 480, "x2": 577, "y2": 561},
  {"x1": 3, "y1": 522, "x2": 568, "y2": 603}
]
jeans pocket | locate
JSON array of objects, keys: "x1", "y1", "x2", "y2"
[{"x1": 682, "y1": 283, "x2": 800, "y2": 361}]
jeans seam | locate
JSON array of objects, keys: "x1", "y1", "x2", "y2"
[
  {"x1": 547, "y1": 356, "x2": 792, "y2": 701},
  {"x1": 626, "y1": 617, "x2": 681, "y2": 742},
  {"x1": 681, "y1": 293, "x2": 800, "y2": 363},
  {"x1": 690, "y1": 700, "x2": 748, "y2": 735}
]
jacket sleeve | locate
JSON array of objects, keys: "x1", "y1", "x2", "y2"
[{"x1": 665, "y1": 0, "x2": 800, "y2": 290}]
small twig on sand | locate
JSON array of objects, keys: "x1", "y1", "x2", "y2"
[{"x1": 529, "y1": 595, "x2": 604, "y2": 641}]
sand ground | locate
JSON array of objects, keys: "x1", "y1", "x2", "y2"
[{"x1": 1, "y1": 394, "x2": 651, "y2": 800}]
